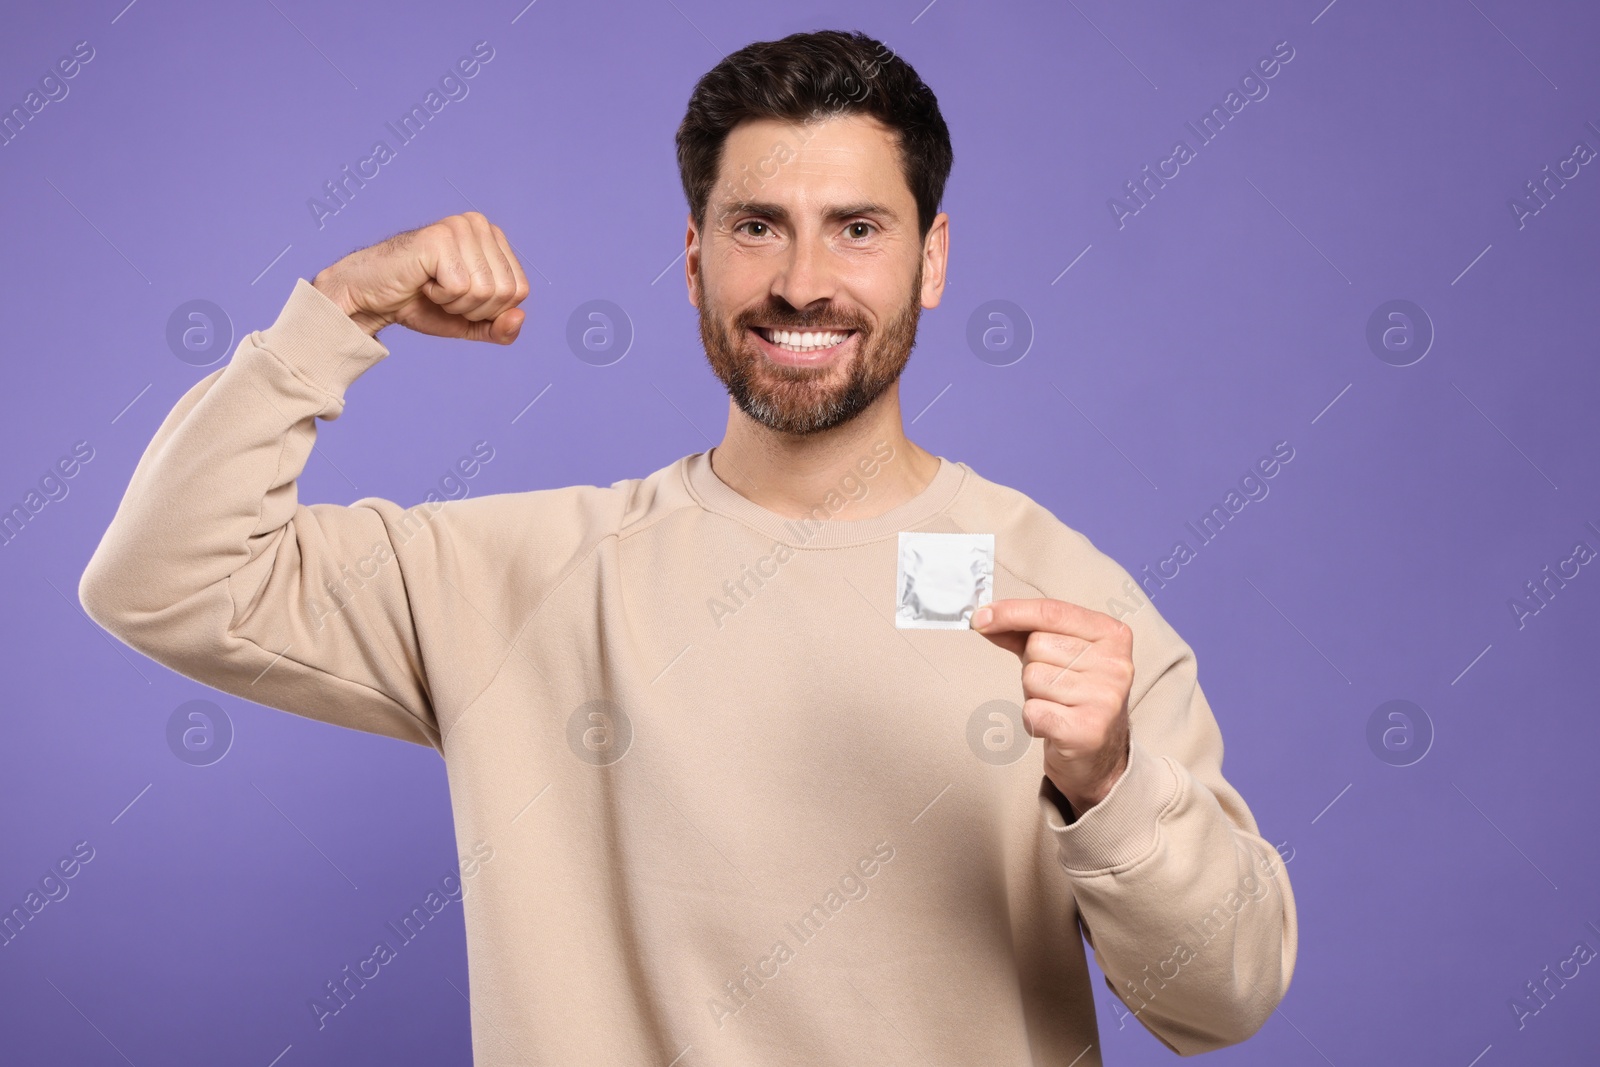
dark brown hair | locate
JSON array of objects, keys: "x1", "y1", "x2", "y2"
[{"x1": 675, "y1": 29, "x2": 953, "y2": 243}]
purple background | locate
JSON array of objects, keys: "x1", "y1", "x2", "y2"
[{"x1": 3, "y1": 0, "x2": 1598, "y2": 1063}]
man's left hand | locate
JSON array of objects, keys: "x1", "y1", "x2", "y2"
[{"x1": 971, "y1": 598, "x2": 1133, "y2": 816}]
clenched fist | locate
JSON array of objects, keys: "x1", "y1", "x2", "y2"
[{"x1": 312, "y1": 211, "x2": 530, "y2": 344}]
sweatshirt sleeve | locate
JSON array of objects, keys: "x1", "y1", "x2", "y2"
[
  {"x1": 78, "y1": 278, "x2": 440, "y2": 750},
  {"x1": 1030, "y1": 535, "x2": 1298, "y2": 1054}
]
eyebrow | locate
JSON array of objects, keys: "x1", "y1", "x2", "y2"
[{"x1": 720, "y1": 200, "x2": 901, "y2": 226}]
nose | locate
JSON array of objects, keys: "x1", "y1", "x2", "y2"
[{"x1": 770, "y1": 229, "x2": 838, "y2": 314}]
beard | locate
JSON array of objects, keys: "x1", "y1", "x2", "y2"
[{"x1": 697, "y1": 260, "x2": 924, "y2": 436}]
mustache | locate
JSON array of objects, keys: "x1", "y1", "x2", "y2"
[{"x1": 737, "y1": 310, "x2": 865, "y2": 333}]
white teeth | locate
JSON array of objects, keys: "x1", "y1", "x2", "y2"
[{"x1": 761, "y1": 327, "x2": 848, "y2": 351}]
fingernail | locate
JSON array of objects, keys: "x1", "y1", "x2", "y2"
[{"x1": 972, "y1": 607, "x2": 992, "y2": 628}]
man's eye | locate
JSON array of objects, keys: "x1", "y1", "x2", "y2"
[
  {"x1": 846, "y1": 222, "x2": 875, "y2": 239},
  {"x1": 737, "y1": 221, "x2": 770, "y2": 237}
]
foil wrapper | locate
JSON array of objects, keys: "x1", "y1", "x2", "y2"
[{"x1": 895, "y1": 531, "x2": 995, "y2": 629}]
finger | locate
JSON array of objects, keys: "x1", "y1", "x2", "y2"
[
  {"x1": 1022, "y1": 659, "x2": 1083, "y2": 708},
  {"x1": 1021, "y1": 697, "x2": 1078, "y2": 745},
  {"x1": 464, "y1": 211, "x2": 517, "y2": 320},
  {"x1": 1025, "y1": 656, "x2": 1124, "y2": 707},
  {"x1": 1030, "y1": 695, "x2": 1128, "y2": 764},
  {"x1": 973, "y1": 625, "x2": 1028, "y2": 660},
  {"x1": 419, "y1": 227, "x2": 476, "y2": 311},
  {"x1": 1038, "y1": 626, "x2": 1134, "y2": 693},
  {"x1": 973, "y1": 597, "x2": 1120, "y2": 643},
  {"x1": 490, "y1": 223, "x2": 531, "y2": 308},
  {"x1": 1023, "y1": 629, "x2": 1096, "y2": 673}
]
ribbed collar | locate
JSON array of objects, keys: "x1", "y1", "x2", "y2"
[{"x1": 682, "y1": 447, "x2": 967, "y2": 549}]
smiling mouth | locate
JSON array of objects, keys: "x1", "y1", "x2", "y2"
[{"x1": 751, "y1": 325, "x2": 856, "y2": 355}]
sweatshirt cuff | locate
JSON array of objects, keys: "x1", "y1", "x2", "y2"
[
  {"x1": 1038, "y1": 738, "x2": 1181, "y2": 875},
  {"x1": 253, "y1": 277, "x2": 391, "y2": 413}
]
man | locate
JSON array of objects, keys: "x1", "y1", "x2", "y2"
[{"x1": 80, "y1": 29, "x2": 1295, "y2": 1066}]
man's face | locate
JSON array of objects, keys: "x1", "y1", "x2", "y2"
[{"x1": 687, "y1": 113, "x2": 947, "y2": 436}]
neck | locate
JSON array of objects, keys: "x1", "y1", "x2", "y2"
[{"x1": 708, "y1": 382, "x2": 941, "y2": 522}]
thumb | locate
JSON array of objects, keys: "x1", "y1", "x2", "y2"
[
  {"x1": 971, "y1": 607, "x2": 1028, "y2": 658},
  {"x1": 975, "y1": 626, "x2": 1028, "y2": 659},
  {"x1": 491, "y1": 307, "x2": 524, "y2": 344},
  {"x1": 462, "y1": 307, "x2": 523, "y2": 345}
]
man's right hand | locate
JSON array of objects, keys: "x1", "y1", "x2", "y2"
[{"x1": 312, "y1": 212, "x2": 530, "y2": 344}]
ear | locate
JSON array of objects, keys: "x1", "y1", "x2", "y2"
[
  {"x1": 685, "y1": 214, "x2": 702, "y2": 308},
  {"x1": 920, "y1": 211, "x2": 949, "y2": 310}
]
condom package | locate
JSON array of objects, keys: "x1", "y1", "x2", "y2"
[{"x1": 895, "y1": 531, "x2": 995, "y2": 629}]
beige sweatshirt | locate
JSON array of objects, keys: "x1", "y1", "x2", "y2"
[{"x1": 79, "y1": 278, "x2": 1296, "y2": 1065}]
